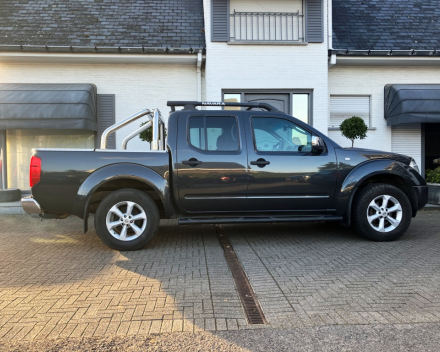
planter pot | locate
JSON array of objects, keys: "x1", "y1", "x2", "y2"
[
  {"x1": 427, "y1": 183, "x2": 440, "y2": 205},
  {"x1": 0, "y1": 189, "x2": 21, "y2": 203}
]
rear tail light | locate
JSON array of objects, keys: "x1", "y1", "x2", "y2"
[{"x1": 30, "y1": 156, "x2": 41, "y2": 188}]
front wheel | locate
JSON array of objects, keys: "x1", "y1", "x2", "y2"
[
  {"x1": 94, "y1": 188, "x2": 160, "y2": 250},
  {"x1": 353, "y1": 183, "x2": 412, "y2": 242}
]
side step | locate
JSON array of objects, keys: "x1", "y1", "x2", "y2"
[{"x1": 178, "y1": 216, "x2": 343, "y2": 225}]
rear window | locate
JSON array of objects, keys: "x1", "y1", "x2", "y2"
[{"x1": 188, "y1": 116, "x2": 239, "y2": 152}]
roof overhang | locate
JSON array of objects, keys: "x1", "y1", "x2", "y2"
[
  {"x1": 0, "y1": 45, "x2": 205, "y2": 65},
  {"x1": 329, "y1": 49, "x2": 440, "y2": 66},
  {"x1": 384, "y1": 84, "x2": 440, "y2": 126},
  {"x1": 0, "y1": 83, "x2": 97, "y2": 130}
]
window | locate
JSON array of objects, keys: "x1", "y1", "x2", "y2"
[
  {"x1": 292, "y1": 94, "x2": 309, "y2": 123},
  {"x1": 223, "y1": 91, "x2": 311, "y2": 123},
  {"x1": 252, "y1": 117, "x2": 312, "y2": 152},
  {"x1": 330, "y1": 96, "x2": 370, "y2": 128},
  {"x1": 188, "y1": 116, "x2": 239, "y2": 152}
]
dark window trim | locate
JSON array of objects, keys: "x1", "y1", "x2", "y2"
[
  {"x1": 222, "y1": 89, "x2": 313, "y2": 125},
  {"x1": 186, "y1": 114, "x2": 242, "y2": 154}
]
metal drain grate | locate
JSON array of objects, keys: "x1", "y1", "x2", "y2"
[{"x1": 215, "y1": 225, "x2": 267, "y2": 325}]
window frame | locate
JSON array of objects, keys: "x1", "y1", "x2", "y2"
[
  {"x1": 222, "y1": 89, "x2": 313, "y2": 124},
  {"x1": 186, "y1": 114, "x2": 241, "y2": 154},
  {"x1": 329, "y1": 94, "x2": 372, "y2": 129},
  {"x1": 250, "y1": 115, "x2": 322, "y2": 155}
]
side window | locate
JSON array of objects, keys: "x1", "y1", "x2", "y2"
[
  {"x1": 188, "y1": 116, "x2": 239, "y2": 152},
  {"x1": 252, "y1": 117, "x2": 312, "y2": 152}
]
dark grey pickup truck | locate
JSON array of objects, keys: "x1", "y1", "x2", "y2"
[{"x1": 21, "y1": 101, "x2": 428, "y2": 250}]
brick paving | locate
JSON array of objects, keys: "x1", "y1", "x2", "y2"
[
  {"x1": 0, "y1": 216, "x2": 246, "y2": 341},
  {"x1": 0, "y1": 211, "x2": 439, "y2": 341},
  {"x1": 228, "y1": 210, "x2": 440, "y2": 328}
]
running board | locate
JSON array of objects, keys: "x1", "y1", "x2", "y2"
[{"x1": 178, "y1": 216, "x2": 343, "y2": 225}]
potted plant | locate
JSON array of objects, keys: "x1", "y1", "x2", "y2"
[
  {"x1": 339, "y1": 116, "x2": 368, "y2": 148},
  {"x1": 426, "y1": 167, "x2": 440, "y2": 205}
]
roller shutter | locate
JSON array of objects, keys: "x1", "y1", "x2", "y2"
[
  {"x1": 330, "y1": 96, "x2": 370, "y2": 128},
  {"x1": 391, "y1": 124, "x2": 421, "y2": 167}
]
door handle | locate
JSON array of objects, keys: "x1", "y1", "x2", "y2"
[
  {"x1": 182, "y1": 158, "x2": 202, "y2": 167},
  {"x1": 250, "y1": 158, "x2": 270, "y2": 168}
]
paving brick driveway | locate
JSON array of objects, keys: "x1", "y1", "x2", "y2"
[{"x1": 0, "y1": 211, "x2": 439, "y2": 341}]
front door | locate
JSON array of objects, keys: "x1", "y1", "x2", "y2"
[
  {"x1": 176, "y1": 112, "x2": 248, "y2": 213},
  {"x1": 245, "y1": 115, "x2": 337, "y2": 211},
  {"x1": 245, "y1": 94, "x2": 290, "y2": 114}
]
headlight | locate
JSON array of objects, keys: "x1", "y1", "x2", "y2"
[{"x1": 409, "y1": 158, "x2": 420, "y2": 174}]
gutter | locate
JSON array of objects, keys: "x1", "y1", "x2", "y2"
[
  {"x1": 0, "y1": 44, "x2": 205, "y2": 55},
  {"x1": 329, "y1": 49, "x2": 440, "y2": 57},
  {"x1": 328, "y1": 49, "x2": 440, "y2": 67}
]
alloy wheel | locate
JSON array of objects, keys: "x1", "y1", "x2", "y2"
[
  {"x1": 105, "y1": 201, "x2": 147, "y2": 241},
  {"x1": 366, "y1": 194, "x2": 403, "y2": 233}
]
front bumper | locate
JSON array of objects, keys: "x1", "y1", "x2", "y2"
[
  {"x1": 413, "y1": 185, "x2": 429, "y2": 211},
  {"x1": 21, "y1": 196, "x2": 43, "y2": 215}
]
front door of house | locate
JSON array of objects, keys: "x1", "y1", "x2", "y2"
[{"x1": 244, "y1": 94, "x2": 290, "y2": 114}]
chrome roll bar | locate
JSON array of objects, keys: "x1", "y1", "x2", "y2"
[
  {"x1": 100, "y1": 108, "x2": 165, "y2": 151},
  {"x1": 121, "y1": 121, "x2": 152, "y2": 150}
]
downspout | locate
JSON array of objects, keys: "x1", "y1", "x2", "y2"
[
  {"x1": 327, "y1": 0, "x2": 332, "y2": 49},
  {"x1": 197, "y1": 50, "x2": 202, "y2": 101}
]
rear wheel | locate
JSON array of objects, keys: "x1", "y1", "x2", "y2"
[
  {"x1": 94, "y1": 188, "x2": 160, "y2": 250},
  {"x1": 353, "y1": 183, "x2": 412, "y2": 241}
]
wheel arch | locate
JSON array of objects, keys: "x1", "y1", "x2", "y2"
[
  {"x1": 337, "y1": 160, "x2": 420, "y2": 226},
  {"x1": 70, "y1": 163, "x2": 176, "y2": 232}
]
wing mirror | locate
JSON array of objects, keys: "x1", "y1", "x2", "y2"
[{"x1": 311, "y1": 136, "x2": 325, "y2": 154}]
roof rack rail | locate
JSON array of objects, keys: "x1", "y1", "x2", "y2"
[{"x1": 167, "y1": 101, "x2": 280, "y2": 112}]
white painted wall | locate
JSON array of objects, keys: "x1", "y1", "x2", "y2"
[
  {"x1": 329, "y1": 65, "x2": 440, "y2": 167},
  {"x1": 0, "y1": 61, "x2": 199, "y2": 150},
  {"x1": 203, "y1": 0, "x2": 329, "y2": 133}
]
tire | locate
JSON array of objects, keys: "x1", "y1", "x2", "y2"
[
  {"x1": 353, "y1": 183, "x2": 412, "y2": 242},
  {"x1": 0, "y1": 189, "x2": 21, "y2": 203},
  {"x1": 94, "y1": 188, "x2": 160, "y2": 251}
]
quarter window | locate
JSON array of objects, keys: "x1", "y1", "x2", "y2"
[
  {"x1": 252, "y1": 117, "x2": 312, "y2": 152},
  {"x1": 188, "y1": 116, "x2": 239, "y2": 152}
]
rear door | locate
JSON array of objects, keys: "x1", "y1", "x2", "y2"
[
  {"x1": 176, "y1": 112, "x2": 248, "y2": 213},
  {"x1": 245, "y1": 114, "x2": 337, "y2": 211}
]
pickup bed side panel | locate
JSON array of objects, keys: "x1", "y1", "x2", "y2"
[
  {"x1": 71, "y1": 163, "x2": 174, "y2": 219},
  {"x1": 32, "y1": 150, "x2": 170, "y2": 217},
  {"x1": 334, "y1": 159, "x2": 426, "y2": 223}
]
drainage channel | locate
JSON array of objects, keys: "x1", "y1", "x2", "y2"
[{"x1": 215, "y1": 225, "x2": 267, "y2": 325}]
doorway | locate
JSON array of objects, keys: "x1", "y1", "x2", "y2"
[{"x1": 424, "y1": 123, "x2": 440, "y2": 173}]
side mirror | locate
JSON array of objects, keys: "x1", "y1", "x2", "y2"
[{"x1": 311, "y1": 136, "x2": 325, "y2": 154}]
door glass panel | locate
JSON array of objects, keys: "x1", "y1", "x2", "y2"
[
  {"x1": 252, "y1": 117, "x2": 312, "y2": 152},
  {"x1": 188, "y1": 116, "x2": 205, "y2": 150},
  {"x1": 291, "y1": 94, "x2": 309, "y2": 123},
  {"x1": 188, "y1": 116, "x2": 239, "y2": 151}
]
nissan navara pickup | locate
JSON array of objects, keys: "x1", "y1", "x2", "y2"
[{"x1": 21, "y1": 101, "x2": 428, "y2": 250}]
